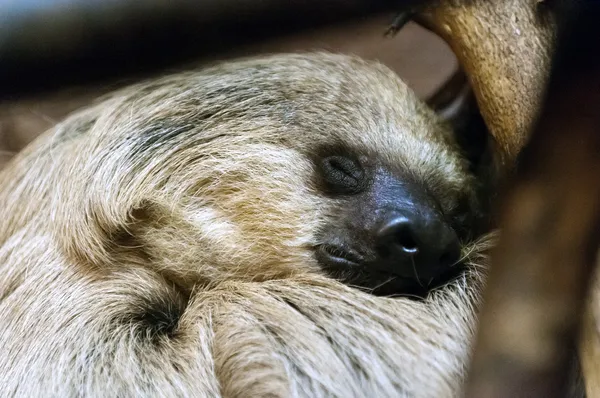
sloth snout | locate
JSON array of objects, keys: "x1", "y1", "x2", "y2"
[{"x1": 374, "y1": 210, "x2": 461, "y2": 282}]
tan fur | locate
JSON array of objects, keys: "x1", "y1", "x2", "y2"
[
  {"x1": 0, "y1": 53, "x2": 493, "y2": 397},
  {"x1": 423, "y1": 0, "x2": 558, "y2": 169}
]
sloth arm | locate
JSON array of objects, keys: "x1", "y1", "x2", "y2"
[
  {"x1": 0, "y1": 227, "x2": 340, "y2": 398},
  {"x1": 0, "y1": 228, "x2": 224, "y2": 397},
  {"x1": 0, "y1": 225, "x2": 341, "y2": 397},
  {"x1": 0, "y1": 224, "x2": 477, "y2": 398}
]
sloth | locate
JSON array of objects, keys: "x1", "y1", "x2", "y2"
[{"x1": 0, "y1": 53, "x2": 494, "y2": 397}]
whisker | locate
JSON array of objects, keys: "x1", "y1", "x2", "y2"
[
  {"x1": 456, "y1": 231, "x2": 499, "y2": 266},
  {"x1": 386, "y1": 292, "x2": 426, "y2": 300},
  {"x1": 410, "y1": 255, "x2": 424, "y2": 288},
  {"x1": 371, "y1": 275, "x2": 398, "y2": 291}
]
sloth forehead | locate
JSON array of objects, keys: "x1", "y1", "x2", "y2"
[
  {"x1": 118, "y1": 53, "x2": 459, "y2": 159},
  {"x1": 76, "y1": 52, "x2": 468, "y2": 197}
]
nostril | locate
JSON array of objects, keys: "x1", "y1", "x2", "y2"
[
  {"x1": 376, "y1": 216, "x2": 421, "y2": 257},
  {"x1": 395, "y1": 229, "x2": 419, "y2": 254},
  {"x1": 376, "y1": 212, "x2": 461, "y2": 265},
  {"x1": 372, "y1": 209, "x2": 465, "y2": 289}
]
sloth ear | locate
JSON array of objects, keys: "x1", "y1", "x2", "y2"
[
  {"x1": 426, "y1": 69, "x2": 473, "y2": 131},
  {"x1": 427, "y1": 69, "x2": 490, "y2": 174}
]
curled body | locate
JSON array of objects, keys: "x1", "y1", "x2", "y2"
[{"x1": 0, "y1": 53, "x2": 492, "y2": 397}]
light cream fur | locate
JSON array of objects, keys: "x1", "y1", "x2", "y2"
[{"x1": 0, "y1": 53, "x2": 493, "y2": 397}]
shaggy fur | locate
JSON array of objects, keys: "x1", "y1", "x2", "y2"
[{"x1": 0, "y1": 53, "x2": 492, "y2": 397}]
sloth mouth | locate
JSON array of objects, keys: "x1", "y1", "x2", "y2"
[
  {"x1": 317, "y1": 244, "x2": 364, "y2": 268},
  {"x1": 315, "y1": 244, "x2": 465, "y2": 299}
]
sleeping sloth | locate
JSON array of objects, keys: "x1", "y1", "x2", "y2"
[{"x1": 0, "y1": 53, "x2": 493, "y2": 397}]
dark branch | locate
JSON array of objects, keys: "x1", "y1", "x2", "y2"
[{"x1": 465, "y1": 2, "x2": 600, "y2": 396}]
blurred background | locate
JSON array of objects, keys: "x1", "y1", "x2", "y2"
[{"x1": 0, "y1": 15, "x2": 456, "y2": 169}]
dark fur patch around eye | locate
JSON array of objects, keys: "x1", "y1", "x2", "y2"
[
  {"x1": 311, "y1": 143, "x2": 371, "y2": 195},
  {"x1": 320, "y1": 155, "x2": 365, "y2": 194}
]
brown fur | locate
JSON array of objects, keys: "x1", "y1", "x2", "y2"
[
  {"x1": 422, "y1": 0, "x2": 559, "y2": 169},
  {"x1": 0, "y1": 53, "x2": 493, "y2": 397},
  {"x1": 420, "y1": 3, "x2": 600, "y2": 393}
]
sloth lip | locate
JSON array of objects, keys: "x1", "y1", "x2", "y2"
[
  {"x1": 316, "y1": 244, "x2": 466, "y2": 297},
  {"x1": 317, "y1": 244, "x2": 407, "y2": 278},
  {"x1": 317, "y1": 244, "x2": 363, "y2": 267},
  {"x1": 317, "y1": 244, "x2": 461, "y2": 282}
]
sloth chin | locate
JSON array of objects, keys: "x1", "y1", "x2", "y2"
[{"x1": 315, "y1": 244, "x2": 466, "y2": 299}]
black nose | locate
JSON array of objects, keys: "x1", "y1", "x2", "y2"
[{"x1": 374, "y1": 211, "x2": 461, "y2": 282}]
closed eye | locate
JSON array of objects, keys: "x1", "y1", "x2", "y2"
[{"x1": 320, "y1": 155, "x2": 366, "y2": 194}]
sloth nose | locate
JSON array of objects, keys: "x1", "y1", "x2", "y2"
[{"x1": 374, "y1": 212, "x2": 461, "y2": 281}]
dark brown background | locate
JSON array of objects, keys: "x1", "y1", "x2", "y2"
[{"x1": 0, "y1": 16, "x2": 455, "y2": 169}]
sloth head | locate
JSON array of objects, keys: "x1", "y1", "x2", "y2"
[{"x1": 54, "y1": 53, "x2": 489, "y2": 298}]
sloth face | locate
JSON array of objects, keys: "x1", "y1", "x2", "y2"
[
  {"x1": 311, "y1": 143, "x2": 481, "y2": 297},
  {"x1": 48, "y1": 53, "x2": 487, "y2": 298}
]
